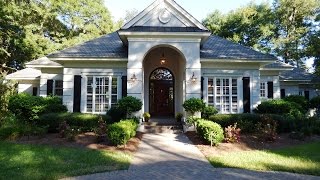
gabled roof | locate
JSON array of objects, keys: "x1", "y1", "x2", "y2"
[
  {"x1": 48, "y1": 32, "x2": 277, "y2": 61},
  {"x1": 121, "y1": 0, "x2": 208, "y2": 30},
  {"x1": 200, "y1": 35, "x2": 276, "y2": 60},
  {"x1": 261, "y1": 61, "x2": 293, "y2": 70},
  {"x1": 25, "y1": 57, "x2": 62, "y2": 67},
  {"x1": 280, "y1": 68, "x2": 316, "y2": 81},
  {"x1": 6, "y1": 68, "x2": 41, "y2": 80},
  {"x1": 48, "y1": 32, "x2": 127, "y2": 59}
]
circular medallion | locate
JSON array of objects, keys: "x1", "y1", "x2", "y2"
[{"x1": 159, "y1": 9, "x2": 171, "y2": 24}]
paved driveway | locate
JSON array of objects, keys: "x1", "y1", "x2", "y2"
[{"x1": 69, "y1": 132, "x2": 319, "y2": 180}]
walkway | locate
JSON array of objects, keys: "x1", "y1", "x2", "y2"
[{"x1": 70, "y1": 131, "x2": 319, "y2": 180}]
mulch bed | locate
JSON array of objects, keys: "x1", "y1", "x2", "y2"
[
  {"x1": 14, "y1": 132, "x2": 144, "y2": 154},
  {"x1": 185, "y1": 131, "x2": 320, "y2": 157}
]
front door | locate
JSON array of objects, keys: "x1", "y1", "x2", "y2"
[{"x1": 149, "y1": 68, "x2": 174, "y2": 116}]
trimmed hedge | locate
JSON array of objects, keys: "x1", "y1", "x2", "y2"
[
  {"x1": 196, "y1": 119, "x2": 224, "y2": 146},
  {"x1": 107, "y1": 119, "x2": 138, "y2": 145},
  {"x1": 284, "y1": 95, "x2": 309, "y2": 111},
  {"x1": 254, "y1": 99, "x2": 304, "y2": 117},
  {"x1": 202, "y1": 106, "x2": 218, "y2": 119},
  {"x1": 38, "y1": 113, "x2": 112, "y2": 132},
  {"x1": 8, "y1": 93, "x2": 67, "y2": 122}
]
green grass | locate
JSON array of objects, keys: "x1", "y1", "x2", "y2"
[
  {"x1": 209, "y1": 142, "x2": 320, "y2": 176},
  {"x1": 0, "y1": 141, "x2": 131, "y2": 180}
]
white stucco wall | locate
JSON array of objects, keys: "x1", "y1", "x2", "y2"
[
  {"x1": 280, "y1": 81, "x2": 318, "y2": 100},
  {"x1": 18, "y1": 80, "x2": 39, "y2": 95}
]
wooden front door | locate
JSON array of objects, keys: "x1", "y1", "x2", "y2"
[
  {"x1": 151, "y1": 81, "x2": 174, "y2": 116},
  {"x1": 149, "y1": 68, "x2": 174, "y2": 116}
]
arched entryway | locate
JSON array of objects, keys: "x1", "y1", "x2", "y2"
[
  {"x1": 143, "y1": 46, "x2": 186, "y2": 118},
  {"x1": 149, "y1": 68, "x2": 174, "y2": 116}
]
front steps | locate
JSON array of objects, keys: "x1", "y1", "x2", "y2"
[{"x1": 139, "y1": 122, "x2": 183, "y2": 134}]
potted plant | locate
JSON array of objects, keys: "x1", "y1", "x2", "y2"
[
  {"x1": 175, "y1": 113, "x2": 183, "y2": 122},
  {"x1": 143, "y1": 112, "x2": 151, "y2": 122}
]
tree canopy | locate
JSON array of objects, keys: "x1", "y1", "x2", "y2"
[
  {"x1": 203, "y1": 0, "x2": 320, "y2": 69},
  {"x1": 0, "y1": 0, "x2": 118, "y2": 70}
]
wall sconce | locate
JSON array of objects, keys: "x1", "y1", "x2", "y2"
[
  {"x1": 160, "y1": 52, "x2": 166, "y2": 65},
  {"x1": 130, "y1": 73, "x2": 137, "y2": 82},
  {"x1": 190, "y1": 72, "x2": 197, "y2": 83}
]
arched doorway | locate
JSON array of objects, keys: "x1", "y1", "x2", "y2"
[{"x1": 149, "y1": 68, "x2": 174, "y2": 116}]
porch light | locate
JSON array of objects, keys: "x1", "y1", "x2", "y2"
[
  {"x1": 160, "y1": 52, "x2": 166, "y2": 65},
  {"x1": 191, "y1": 72, "x2": 197, "y2": 83},
  {"x1": 130, "y1": 73, "x2": 137, "y2": 82}
]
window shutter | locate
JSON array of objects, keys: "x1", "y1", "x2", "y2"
[
  {"x1": 267, "y1": 81, "x2": 273, "y2": 99},
  {"x1": 201, "y1": 77, "x2": 204, "y2": 100},
  {"x1": 32, "y1": 87, "x2": 38, "y2": 96},
  {"x1": 281, "y1": 89, "x2": 286, "y2": 99},
  {"x1": 242, "y1": 77, "x2": 251, "y2": 113},
  {"x1": 47, "y1": 79, "x2": 53, "y2": 96},
  {"x1": 122, "y1": 76, "x2": 127, "y2": 98},
  {"x1": 304, "y1": 91, "x2": 310, "y2": 100},
  {"x1": 73, "y1": 75, "x2": 82, "y2": 112}
]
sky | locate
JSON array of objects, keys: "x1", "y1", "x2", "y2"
[
  {"x1": 104, "y1": 0, "x2": 270, "y2": 22},
  {"x1": 104, "y1": 0, "x2": 314, "y2": 70}
]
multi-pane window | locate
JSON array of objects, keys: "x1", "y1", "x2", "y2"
[
  {"x1": 207, "y1": 77, "x2": 238, "y2": 114},
  {"x1": 260, "y1": 82, "x2": 266, "y2": 98},
  {"x1": 54, "y1": 80, "x2": 63, "y2": 96},
  {"x1": 86, "y1": 76, "x2": 118, "y2": 113}
]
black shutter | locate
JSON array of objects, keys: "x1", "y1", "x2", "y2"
[
  {"x1": 32, "y1": 87, "x2": 38, "y2": 96},
  {"x1": 243, "y1": 77, "x2": 251, "y2": 113},
  {"x1": 304, "y1": 91, "x2": 310, "y2": 100},
  {"x1": 73, "y1": 75, "x2": 81, "y2": 112},
  {"x1": 122, "y1": 76, "x2": 127, "y2": 98},
  {"x1": 47, "y1": 79, "x2": 53, "y2": 96},
  {"x1": 201, "y1": 77, "x2": 204, "y2": 100},
  {"x1": 281, "y1": 89, "x2": 286, "y2": 99},
  {"x1": 267, "y1": 81, "x2": 274, "y2": 99}
]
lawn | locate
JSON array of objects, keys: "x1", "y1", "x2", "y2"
[
  {"x1": 209, "y1": 142, "x2": 320, "y2": 176},
  {"x1": 0, "y1": 141, "x2": 132, "y2": 180}
]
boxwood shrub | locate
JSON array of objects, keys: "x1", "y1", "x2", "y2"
[
  {"x1": 196, "y1": 119, "x2": 224, "y2": 146},
  {"x1": 8, "y1": 93, "x2": 67, "y2": 122},
  {"x1": 254, "y1": 99, "x2": 304, "y2": 117},
  {"x1": 107, "y1": 119, "x2": 138, "y2": 145},
  {"x1": 38, "y1": 113, "x2": 112, "y2": 132}
]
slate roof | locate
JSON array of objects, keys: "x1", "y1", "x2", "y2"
[
  {"x1": 6, "y1": 68, "x2": 41, "y2": 80},
  {"x1": 119, "y1": 26, "x2": 209, "y2": 32},
  {"x1": 47, "y1": 30, "x2": 276, "y2": 61},
  {"x1": 25, "y1": 57, "x2": 62, "y2": 67},
  {"x1": 262, "y1": 61, "x2": 293, "y2": 69},
  {"x1": 48, "y1": 32, "x2": 127, "y2": 58},
  {"x1": 280, "y1": 68, "x2": 316, "y2": 81},
  {"x1": 200, "y1": 35, "x2": 276, "y2": 60}
]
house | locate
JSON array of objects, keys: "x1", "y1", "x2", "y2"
[{"x1": 6, "y1": 0, "x2": 318, "y2": 117}]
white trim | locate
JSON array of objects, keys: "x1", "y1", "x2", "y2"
[
  {"x1": 49, "y1": 58, "x2": 128, "y2": 61},
  {"x1": 25, "y1": 65, "x2": 63, "y2": 68},
  {"x1": 260, "y1": 68, "x2": 293, "y2": 71},
  {"x1": 120, "y1": 31, "x2": 211, "y2": 37},
  {"x1": 6, "y1": 77, "x2": 40, "y2": 80},
  {"x1": 201, "y1": 58, "x2": 275, "y2": 63},
  {"x1": 127, "y1": 37, "x2": 202, "y2": 43},
  {"x1": 81, "y1": 72, "x2": 123, "y2": 76}
]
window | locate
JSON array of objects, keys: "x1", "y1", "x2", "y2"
[
  {"x1": 54, "y1": 80, "x2": 63, "y2": 96},
  {"x1": 260, "y1": 82, "x2": 266, "y2": 98},
  {"x1": 207, "y1": 77, "x2": 238, "y2": 114},
  {"x1": 86, "y1": 76, "x2": 118, "y2": 113}
]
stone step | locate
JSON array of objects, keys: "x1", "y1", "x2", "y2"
[{"x1": 142, "y1": 124, "x2": 183, "y2": 134}]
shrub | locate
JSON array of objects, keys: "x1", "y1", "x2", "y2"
[
  {"x1": 118, "y1": 96, "x2": 142, "y2": 117},
  {"x1": 209, "y1": 114, "x2": 260, "y2": 133},
  {"x1": 256, "y1": 115, "x2": 278, "y2": 142},
  {"x1": 183, "y1": 98, "x2": 205, "y2": 116},
  {"x1": 0, "y1": 72, "x2": 17, "y2": 114},
  {"x1": 254, "y1": 99, "x2": 304, "y2": 117},
  {"x1": 38, "y1": 113, "x2": 111, "y2": 133},
  {"x1": 310, "y1": 96, "x2": 320, "y2": 116},
  {"x1": 107, "y1": 106, "x2": 126, "y2": 123},
  {"x1": 107, "y1": 119, "x2": 138, "y2": 145},
  {"x1": 196, "y1": 119, "x2": 224, "y2": 146},
  {"x1": 175, "y1": 113, "x2": 183, "y2": 122},
  {"x1": 202, "y1": 106, "x2": 218, "y2": 119},
  {"x1": 224, "y1": 123, "x2": 241, "y2": 143},
  {"x1": 8, "y1": 93, "x2": 67, "y2": 122},
  {"x1": 284, "y1": 95, "x2": 309, "y2": 111}
]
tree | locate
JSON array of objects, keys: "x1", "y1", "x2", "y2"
[{"x1": 0, "y1": 0, "x2": 116, "y2": 70}]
